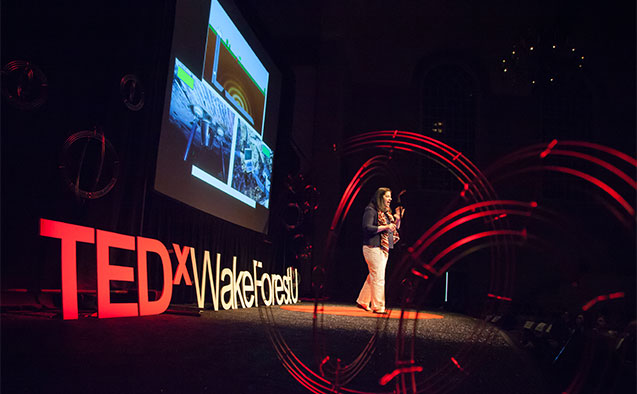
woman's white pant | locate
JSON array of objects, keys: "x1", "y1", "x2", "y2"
[{"x1": 356, "y1": 245, "x2": 388, "y2": 312}]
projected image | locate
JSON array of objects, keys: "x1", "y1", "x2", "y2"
[
  {"x1": 231, "y1": 119, "x2": 273, "y2": 208},
  {"x1": 203, "y1": 0, "x2": 268, "y2": 135},
  {"x1": 216, "y1": 37, "x2": 266, "y2": 133},
  {"x1": 169, "y1": 58, "x2": 234, "y2": 183},
  {"x1": 155, "y1": 0, "x2": 281, "y2": 234}
]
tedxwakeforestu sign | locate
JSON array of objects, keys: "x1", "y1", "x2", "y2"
[{"x1": 40, "y1": 218, "x2": 299, "y2": 320}]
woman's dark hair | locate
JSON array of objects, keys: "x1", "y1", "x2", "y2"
[{"x1": 372, "y1": 187, "x2": 391, "y2": 212}]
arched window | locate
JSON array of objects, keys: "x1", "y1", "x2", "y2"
[{"x1": 419, "y1": 65, "x2": 477, "y2": 191}]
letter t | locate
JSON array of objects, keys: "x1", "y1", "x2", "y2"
[{"x1": 40, "y1": 218, "x2": 95, "y2": 320}]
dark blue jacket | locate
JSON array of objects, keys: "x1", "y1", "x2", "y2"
[{"x1": 362, "y1": 203, "x2": 395, "y2": 248}]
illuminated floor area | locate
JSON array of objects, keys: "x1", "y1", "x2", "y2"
[
  {"x1": 1, "y1": 302, "x2": 548, "y2": 393},
  {"x1": 280, "y1": 303, "x2": 445, "y2": 319}
]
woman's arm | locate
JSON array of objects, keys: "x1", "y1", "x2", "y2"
[
  {"x1": 362, "y1": 206, "x2": 377, "y2": 234},
  {"x1": 363, "y1": 207, "x2": 393, "y2": 234},
  {"x1": 392, "y1": 207, "x2": 404, "y2": 228}
]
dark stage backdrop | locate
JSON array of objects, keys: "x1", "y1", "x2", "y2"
[
  {"x1": 144, "y1": 193, "x2": 280, "y2": 304},
  {"x1": 1, "y1": 0, "x2": 169, "y2": 292},
  {"x1": 1, "y1": 0, "x2": 292, "y2": 303}
]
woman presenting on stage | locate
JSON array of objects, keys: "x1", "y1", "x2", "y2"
[{"x1": 356, "y1": 187, "x2": 404, "y2": 314}]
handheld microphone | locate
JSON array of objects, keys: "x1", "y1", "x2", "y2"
[{"x1": 396, "y1": 189, "x2": 406, "y2": 218}]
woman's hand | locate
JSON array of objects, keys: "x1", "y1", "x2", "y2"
[
  {"x1": 394, "y1": 206, "x2": 405, "y2": 218},
  {"x1": 386, "y1": 223, "x2": 396, "y2": 232}
]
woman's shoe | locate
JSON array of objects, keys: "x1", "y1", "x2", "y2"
[
  {"x1": 373, "y1": 309, "x2": 388, "y2": 314},
  {"x1": 356, "y1": 303, "x2": 372, "y2": 311}
]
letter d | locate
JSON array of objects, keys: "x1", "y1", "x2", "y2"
[{"x1": 137, "y1": 236, "x2": 173, "y2": 316}]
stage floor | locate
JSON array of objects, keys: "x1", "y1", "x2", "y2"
[{"x1": 2, "y1": 302, "x2": 548, "y2": 393}]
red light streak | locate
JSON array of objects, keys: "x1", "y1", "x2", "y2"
[
  {"x1": 286, "y1": 344, "x2": 332, "y2": 385},
  {"x1": 264, "y1": 322, "x2": 330, "y2": 394},
  {"x1": 561, "y1": 141, "x2": 637, "y2": 167},
  {"x1": 542, "y1": 165, "x2": 634, "y2": 216},
  {"x1": 609, "y1": 291, "x2": 625, "y2": 299},
  {"x1": 412, "y1": 206, "x2": 532, "y2": 259},
  {"x1": 379, "y1": 366, "x2": 423, "y2": 386},
  {"x1": 490, "y1": 142, "x2": 636, "y2": 200},
  {"x1": 487, "y1": 293, "x2": 513, "y2": 302},
  {"x1": 413, "y1": 209, "x2": 506, "y2": 260},
  {"x1": 339, "y1": 157, "x2": 376, "y2": 204},
  {"x1": 410, "y1": 200, "x2": 535, "y2": 254},
  {"x1": 319, "y1": 356, "x2": 330, "y2": 376},
  {"x1": 343, "y1": 131, "x2": 495, "y2": 202},
  {"x1": 340, "y1": 167, "x2": 377, "y2": 223},
  {"x1": 460, "y1": 182, "x2": 469, "y2": 198},
  {"x1": 428, "y1": 230, "x2": 525, "y2": 269},
  {"x1": 348, "y1": 139, "x2": 472, "y2": 187},
  {"x1": 347, "y1": 130, "x2": 458, "y2": 159},
  {"x1": 582, "y1": 291, "x2": 625, "y2": 311},
  {"x1": 403, "y1": 128, "x2": 497, "y2": 194},
  {"x1": 540, "y1": 139, "x2": 559, "y2": 158},
  {"x1": 549, "y1": 150, "x2": 636, "y2": 189},
  {"x1": 393, "y1": 145, "x2": 418, "y2": 154},
  {"x1": 330, "y1": 155, "x2": 387, "y2": 231},
  {"x1": 488, "y1": 213, "x2": 508, "y2": 222},
  {"x1": 302, "y1": 131, "x2": 510, "y2": 392},
  {"x1": 268, "y1": 323, "x2": 380, "y2": 394},
  {"x1": 581, "y1": 299, "x2": 596, "y2": 312},
  {"x1": 386, "y1": 141, "x2": 472, "y2": 184},
  {"x1": 274, "y1": 134, "x2": 635, "y2": 393},
  {"x1": 410, "y1": 269, "x2": 429, "y2": 280},
  {"x1": 450, "y1": 357, "x2": 464, "y2": 372}
]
